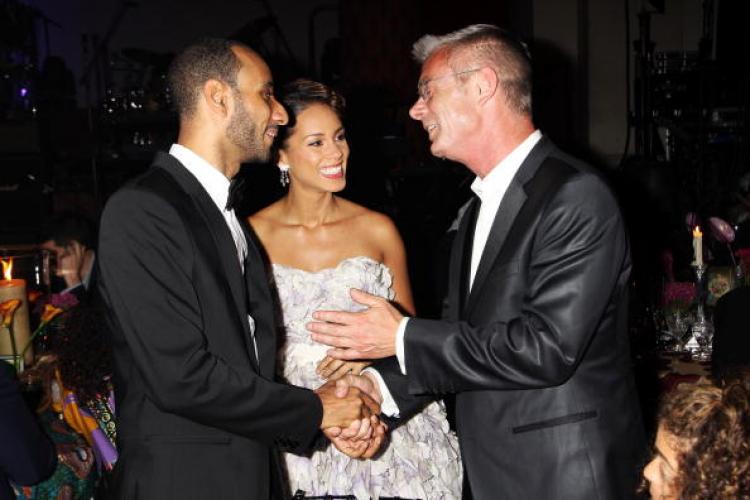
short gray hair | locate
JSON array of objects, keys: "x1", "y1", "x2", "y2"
[{"x1": 412, "y1": 24, "x2": 532, "y2": 115}]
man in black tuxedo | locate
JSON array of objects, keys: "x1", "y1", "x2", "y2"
[
  {"x1": 97, "y1": 38, "x2": 381, "y2": 499},
  {"x1": 310, "y1": 25, "x2": 645, "y2": 499}
]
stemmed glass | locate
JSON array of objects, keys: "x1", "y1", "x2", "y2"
[{"x1": 689, "y1": 265, "x2": 713, "y2": 361}]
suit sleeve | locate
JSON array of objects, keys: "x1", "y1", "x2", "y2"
[
  {"x1": 404, "y1": 174, "x2": 631, "y2": 393},
  {"x1": 0, "y1": 366, "x2": 56, "y2": 486},
  {"x1": 372, "y1": 357, "x2": 435, "y2": 422},
  {"x1": 98, "y1": 188, "x2": 322, "y2": 448}
]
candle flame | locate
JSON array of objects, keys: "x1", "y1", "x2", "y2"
[
  {"x1": 1, "y1": 258, "x2": 12, "y2": 281},
  {"x1": 693, "y1": 226, "x2": 703, "y2": 238}
]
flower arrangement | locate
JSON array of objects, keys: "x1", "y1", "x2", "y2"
[
  {"x1": 1, "y1": 297, "x2": 67, "y2": 373},
  {"x1": 708, "y1": 216, "x2": 738, "y2": 268},
  {"x1": 0, "y1": 299, "x2": 22, "y2": 371},
  {"x1": 661, "y1": 281, "x2": 696, "y2": 311}
]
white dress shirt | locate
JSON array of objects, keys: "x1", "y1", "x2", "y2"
[
  {"x1": 372, "y1": 131, "x2": 543, "y2": 417},
  {"x1": 169, "y1": 144, "x2": 248, "y2": 268},
  {"x1": 169, "y1": 144, "x2": 257, "y2": 356}
]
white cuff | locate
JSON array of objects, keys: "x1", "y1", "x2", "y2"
[
  {"x1": 362, "y1": 368, "x2": 400, "y2": 418},
  {"x1": 396, "y1": 317, "x2": 409, "y2": 375}
]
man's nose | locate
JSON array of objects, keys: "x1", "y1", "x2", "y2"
[
  {"x1": 409, "y1": 98, "x2": 425, "y2": 120},
  {"x1": 273, "y1": 98, "x2": 289, "y2": 125}
]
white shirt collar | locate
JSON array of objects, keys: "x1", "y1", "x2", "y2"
[
  {"x1": 470, "y1": 130, "x2": 542, "y2": 202},
  {"x1": 169, "y1": 143, "x2": 232, "y2": 213}
]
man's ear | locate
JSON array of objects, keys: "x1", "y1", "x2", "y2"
[
  {"x1": 201, "y1": 79, "x2": 230, "y2": 116},
  {"x1": 476, "y1": 67, "x2": 499, "y2": 105}
]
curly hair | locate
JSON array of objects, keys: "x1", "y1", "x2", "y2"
[
  {"x1": 274, "y1": 78, "x2": 345, "y2": 152},
  {"x1": 658, "y1": 377, "x2": 750, "y2": 499},
  {"x1": 47, "y1": 304, "x2": 113, "y2": 404}
]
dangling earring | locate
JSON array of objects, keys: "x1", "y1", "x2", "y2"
[{"x1": 278, "y1": 162, "x2": 290, "y2": 187}]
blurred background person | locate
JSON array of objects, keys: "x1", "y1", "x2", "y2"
[
  {"x1": 642, "y1": 377, "x2": 750, "y2": 499},
  {"x1": 19, "y1": 304, "x2": 115, "y2": 498},
  {"x1": 40, "y1": 213, "x2": 97, "y2": 302}
]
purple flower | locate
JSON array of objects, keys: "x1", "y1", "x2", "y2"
[
  {"x1": 48, "y1": 293, "x2": 79, "y2": 310},
  {"x1": 708, "y1": 217, "x2": 735, "y2": 244}
]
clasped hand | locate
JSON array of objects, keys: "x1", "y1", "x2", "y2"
[{"x1": 315, "y1": 373, "x2": 386, "y2": 459}]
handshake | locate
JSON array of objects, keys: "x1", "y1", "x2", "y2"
[{"x1": 315, "y1": 373, "x2": 385, "y2": 459}]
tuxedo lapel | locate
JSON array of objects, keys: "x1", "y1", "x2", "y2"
[
  {"x1": 241, "y1": 221, "x2": 277, "y2": 379},
  {"x1": 446, "y1": 197, "x2": 479, "y2": 320},
  {"x1": 153, "y1": 153, "x2": 259, "y2": 372},
  {"x1": 466, "y1": 182, "x2": 526, "y2": 309},
  {"x1": 465, "y1": 137, "x2": 554, "y2": 313}
]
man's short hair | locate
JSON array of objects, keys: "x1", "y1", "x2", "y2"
[
  {"x1": 168, "y1": 37, "x2": 243, "y2": 118},
  {"x1": 42, "y1": 212, "x2": 96, "y2": 249},
  {"x1": 412, "y1": 24, "x2": 532, "y2": 115}
]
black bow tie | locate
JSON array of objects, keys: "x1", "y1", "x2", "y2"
[{"x1": 226, "y1": 176, "x2": 246, "y2": 211}]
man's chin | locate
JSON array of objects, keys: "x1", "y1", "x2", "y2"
[
  {"x1": 242, "y1": 148, "x2": 271, "y2": 164},
  {"x1": 430, "y1": 142, "x2": 446, "y2": 159}
]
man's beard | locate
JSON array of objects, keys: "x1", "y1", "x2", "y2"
[{"x1": 227, "y1": 93, "x2": 270, "y2": 163}]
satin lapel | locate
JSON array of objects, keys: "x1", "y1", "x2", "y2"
[
  {"x1": 458, "y1": 198, "x2": 481, "y2": 316},
  {"x1": 466, "y1": 181, "x2": 526, "y2": 311},
  {"x1": 464, "y1": 137, "x2": 553, "y2": 313},
  {"x1": 241, "y1": 220, "x2": 277, "y2": 379},
  {"x1": 154, "y1": 153, "x2": 259, "y2": 372},
  {"x1": 445, "y1": 198, "x2": 478, "y2": 321}
]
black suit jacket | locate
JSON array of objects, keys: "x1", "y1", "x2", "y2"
[
  {"x1": 0, "y1": 364, "x2": 56, "y2": 499},
  {"x1": 379, "y1": 137, "x2": 645, "y2": 499},
  {"x1": 98, "y1": 153, "x2": 323, "y2": 499}
]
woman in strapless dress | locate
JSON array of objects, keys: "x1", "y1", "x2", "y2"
[{"x1": 248, "y1": 79, "x2": 461, "y2": 500}]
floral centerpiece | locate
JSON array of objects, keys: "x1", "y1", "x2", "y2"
[
  {"x1": 0, "y1": 293, "x2": 70, "y2": 373},
  {"x1": 657, "y1": 282, "x2": 697, "y2": 348},
  {"x1": 662, "y1": 281, "x2": 696, "y2": 310},
  {"x1": 0, "y1": 299, "x2": 23, "y2": 371}
]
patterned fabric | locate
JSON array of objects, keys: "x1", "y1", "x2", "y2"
[
  {"x1": 51, "y1": 371, "x2": 118, "y2": 472},
  {"x1": 14, "y1": 411, "x2": 98, "y2": 500},
  {"x1": 273, "y1": 256, "x2": 462, "y2": 499}
]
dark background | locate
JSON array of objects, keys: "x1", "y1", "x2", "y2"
[{"x1": 1, "y1": 0, "x2": 749, "y2": 323}]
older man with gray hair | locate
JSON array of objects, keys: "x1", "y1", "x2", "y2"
[{"x1": 310, "y1": 24, "x2": 646, "y2": 499}]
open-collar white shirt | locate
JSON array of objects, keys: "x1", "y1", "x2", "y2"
[
  {"x1": 469, "y1": 130, "x2": 542, "y2": 290},
  {"x1": 372, "y1": 130, "x2": 543, "y2": 417}
]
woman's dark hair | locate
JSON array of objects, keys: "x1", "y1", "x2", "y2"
[
  {"x1": 48, "y1": 304, "x2": 113, "y2": 403},
  {"x1": 652, "y1": 377, "x2": 750, "y2": 498},
  {"x1": 274, "y1": 78, "x2": 346, "y2": 151}
]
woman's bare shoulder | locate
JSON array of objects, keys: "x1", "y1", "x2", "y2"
[
  {"x1": 340, "y1": 200, "x2": 400, "y2": 241},
  {"x1": 248, "y1": 201, "x2": 285, "y2": 234}
]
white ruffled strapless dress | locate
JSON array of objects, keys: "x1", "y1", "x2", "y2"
[{"x1": 273, "y1": 256, "x2": 462, "y2": 500}]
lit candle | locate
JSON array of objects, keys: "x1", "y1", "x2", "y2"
[
  {"x1": 692, "y1": 226, "x2": 704, "y2": 268},
  {"x1": 0, "y1": 258, "x2": 32, "y2": 365}
]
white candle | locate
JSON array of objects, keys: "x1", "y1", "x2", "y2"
[
  {"x1": 693, "y1": 226, "x2": 704, "y2": 267},
  {"x1": 0, "y1": 259, "x2": 32, "y2": 365}
]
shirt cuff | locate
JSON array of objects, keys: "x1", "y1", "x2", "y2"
[
  {"x1": 60, "y1": 283, "x2": 84, "y2": 295},
  {"x1": 396, "y1": 317, "x2": 409, "y2": 375},
  {"x1": 362, "y1": 368, "x2": 400, "y2": 418}
]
